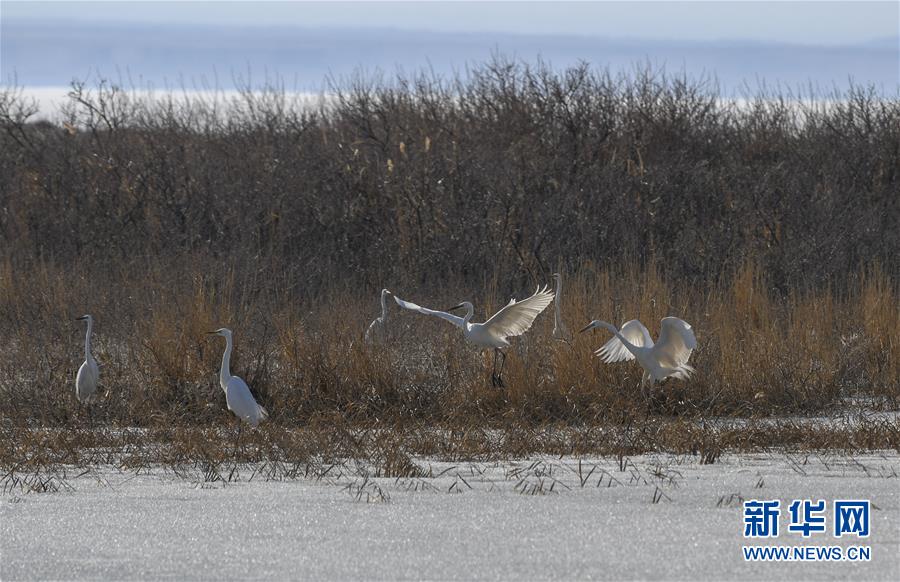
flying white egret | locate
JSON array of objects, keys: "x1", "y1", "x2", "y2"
[
  {"x1": 394, "y1": 285, "x2": 555, "y2": 386},
  {"x1": 75, "y1": 314, "x2": 99, "y2": 404},
  {"x1": 364, "y1": 288, "x2": 392, "y2": 344},
  {"x1": 207, "y1": 328, "x2": 269, "y2": 428},
  {"x1": 551, "y1": 273, "x2": 572, "y2": 343},
  {"x1": 579, "y1": 317, "x2": 697, "y2": 394}
]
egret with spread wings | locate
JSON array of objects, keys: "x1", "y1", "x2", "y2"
[
  {"x1": 579, "y1": 317, "x2": 697, "y2": 396},
  {"x1": 394, "y1": 285, "x2": 555, "y2": 386}
]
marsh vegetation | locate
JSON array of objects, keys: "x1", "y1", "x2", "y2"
[{"x1": 1, "y1": 59, "x2": 897, "y2": 467}]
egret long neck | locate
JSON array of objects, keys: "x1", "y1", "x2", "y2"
[
  {"x1": 554, "y1": 278, "x2": 563, "y2": 325},
  {"x1": 219, "y1": 335, "x2": 233, "y2": 386},
  {"x1": 458, "y1": 304, "x2": 475, "y2": 332},
  {"x1": 604, "y1": 322, "x2": 640, "y2": 354},
  {"x1": 84, "y1": 319, "x2": 93, "y2": 362},
  {"x1": 380, "y1": 292, "x2": 388, "y2": 321}
]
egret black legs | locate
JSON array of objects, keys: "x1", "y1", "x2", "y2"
[
  {"x1": 640, "y1": 375, "x2": 654, "y2": 413},
  {"x1": 234, "y1": 421, "x2": 243, "y2": 459},
  {"x1": 490, "y1": 349, "x2": 507, "y2": 388}
]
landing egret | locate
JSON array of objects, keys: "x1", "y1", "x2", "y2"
[
  {"x1": 364, "y1": 288, "x2": 392, "y2": 344},
  {"x1": 394, "y1": 285, "x2": 555, "y2": 386},
  {"x1": 579, "y1": 317, "x2": 697, "y2": 394},
  {"x1": 75, "y1": 314, "x2": 99, "y2": 404},
  {"x1": 551, "y1": 273, "x2": 572, "y2": 343},
  {"x1": 207, "y1": 328, "x2": 269, "y2": 427}
]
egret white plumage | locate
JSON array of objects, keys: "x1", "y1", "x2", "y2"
[
  {"x1": 394, "y1": 285, "x2": 555, "y2": 386},
  {"x1": 551, "y1": 273, "x2": 572, "y2": 343},
  {"x1": 579, "y1": 317, "x2": 697, "y2": 394},
  {"x1": 75, "y1": 314, "x2": 99, "y2": 404},
  {"x1": 364, "y1": 288, "x2": 392, "y2": 344},
  {"x1": 207, "y1": 328, "x2": 269, "y2": 427}
]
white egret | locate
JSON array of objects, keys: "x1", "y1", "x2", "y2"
[
  {"x1": 551, "y1": 273, "x2": 572, "y2": 343},
  {"x1": 394, "y1": 285, "x2": 555, "y2": 386},
  {"x1": 75, "y1": 314, "x2": 99, "y2": 404},
  {"x1": 207, "y1": 328, "x2": 269, "y2": 427},
  {"x1": 579, "y1": 317, "x2": 697, "y2": 394},
  {"x1": 364, "y1": 288, "x2": 392, "y2": 344}
]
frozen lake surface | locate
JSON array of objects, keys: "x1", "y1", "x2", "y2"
[{"x1": 3, "y1": 453, "x2": 898, "y2": 580}]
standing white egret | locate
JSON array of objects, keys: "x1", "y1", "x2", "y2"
[
  {"x1": 394, "y1": 285, "x2": 555, "y2": 386},
  {"x1": 364, "y1": 288, "x2": 392, "y2": 344},
  {"x1": 551, "y1": 273, "x2": 572, "y2": 343},
  {"x1": 207, "y1": 328, "x2": 269, "y2": 427},
  {"x1": 75, "y1": 314, "x2": 99, "y2": 404},
  {"x1": 579, "y1": 317, "x2": 697, "y2": 396}
]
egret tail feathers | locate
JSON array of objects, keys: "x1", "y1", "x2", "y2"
[
  {"x1": 668, "y1": 363, "x2": 695, "y2": 381},
  {"x1": 244, "y1": 404, "x2": 269, "y2": 428}
]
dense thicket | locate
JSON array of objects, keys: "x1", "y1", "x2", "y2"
[{"x1": 2, "y1": 60, "x2": 898, "y2": 293}]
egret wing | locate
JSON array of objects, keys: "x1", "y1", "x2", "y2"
[
  {"x1": 75, "y1": 360, "x2": 99, "y2": 403},
  {"x1": 595, "y1": 319, "x2": 653, "y2": 362},
  {"x1": 481, "y1": 285, "x2": 554, "y2": 339},
  {"x1": 394, "y1": 296, "x2": 465, "y2": 328},
  {"x1": 226, "y1": 376, "x2": 268, "y2": 427},
  {"x1": 655, "y1": 317, "x2": 696, "y2": 368}
]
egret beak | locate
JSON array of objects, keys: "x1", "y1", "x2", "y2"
[
  {"x1": 75, "y1": 316, "x2": 87, "y2": 321},
  {"x1": 206, "y1": 331, "x2": 219, "y2": 336},
  {"x1": 578, "y1": 322, "x2": 595, "y2": 334},
  {"x1": 445, "y1": 303, "x2": 465, "y2": 312}
]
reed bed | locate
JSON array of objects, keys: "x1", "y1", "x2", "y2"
[{"x1": 0, "y1": 258, "x2": 895, "y2": 431}]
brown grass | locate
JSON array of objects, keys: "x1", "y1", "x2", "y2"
[
  {"x1": 2, "y1": 415, "x2": 898, "y2": 488},
  {"x1": 1, "y1": 254, "x2": 898, "y2": 473},
  {"x1": 0, "y1": 257, "x2": 896, "y2": 436}
]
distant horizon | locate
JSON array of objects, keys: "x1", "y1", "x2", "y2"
[
  {"x1": 3, "y1": 2, "x2": 897, "y2": 111},
  {"x1": 11, "y1": 80, "x2": 894, "y2": 123},
  {"x1": 3, "y1": 21, "x2": 897, "y2": 94}
]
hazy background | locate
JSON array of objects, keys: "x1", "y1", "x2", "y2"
[{"x1": 2, "y1": 0, "x2": 898, "y2": 112}]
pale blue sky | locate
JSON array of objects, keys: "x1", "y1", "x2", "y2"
[
  {"x1": 4, "y1": 1, "x2": 898, "y2": 46},
  {"x1": 2, "y1": 1, "x2": 898, "y2": 93}
]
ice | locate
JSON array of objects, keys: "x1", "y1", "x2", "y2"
[{"x1": 2, "y1": 453, "x2": 898, "y2": 580}]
